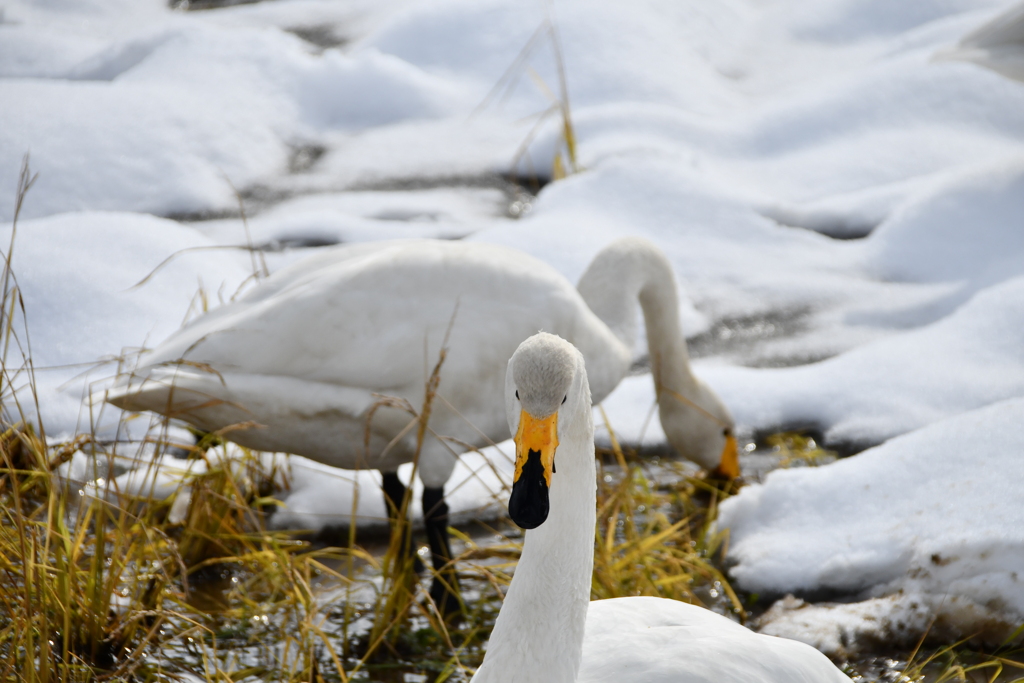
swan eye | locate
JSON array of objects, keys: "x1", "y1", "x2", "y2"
[
  {"x1": 722, "y1": 428, "x2": 730, "y2": 437},
  {"x1": 562, "y1": 395, "x2": 567, "y2": 404},
  {"x1": 515, "y1": 390, "x2": 519, "y2": 400}
]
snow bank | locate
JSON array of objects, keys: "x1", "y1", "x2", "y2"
[
  {"x1": 688, "y1": 160, "x2": 1024, "y2": 449},
  {"x1": 194, "y1": 187, "x2": 512, "y2": 247},
  {"x1": 1, "y1": 17, "x2": 467, "y2": 220},
  {"x1": 717, "y1": 397, "x2": 1024, "y2": 653},
  {"x1": 0, "y1": 211, "x2": 251, "y2": 438},
  {"x1": 864, "y1": 158, "x2": 1024, "y2": 286},
  {"x1": 754, "y1": 593, "x2": 1019, "y2": 659},
  {"x1": 707, "y1": 273, "x2": 1024, "y2": 448},
  {"x1": 362, "y1": 0, "x2": 745, "y2": 114}
]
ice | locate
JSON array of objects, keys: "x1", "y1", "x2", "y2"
[{"x1": 717, "y1": 397, "x2": 1024, "y2": 649}]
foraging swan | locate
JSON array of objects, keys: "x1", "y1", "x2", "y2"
[
  {"x1": 106, "y1": 237, "x2": 735, "y2": 611},
  {"x1": 471, "y1": 332, "x2": 850, "y2": 683},
  {"x1": 940, "y1": 1, "x2": 1024, "y2": 82}
]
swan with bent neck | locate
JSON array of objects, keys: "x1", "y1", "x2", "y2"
[
  {"x1": 472, "y1": 332, "x2": 852, "y2": 683},
  {"x1": 106, "y1": 237, "x2": 735, "y2": 614}
]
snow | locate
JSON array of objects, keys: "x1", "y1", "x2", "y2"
[
  {"x1": 270, "y1": 443, "x2": 515, "y2": 533},
  {"x1": 5, "y1": 0, "x2": 1024, "y2": 653},
  {"x1": 0, "y1": 211, "x2": 251, "y2": 439},
  {"x1": 194, "y1": 186, "x2": 513, "y2": 247},
  {"x1": 717, "y1": 398, "x2": 1024, "y2": 652},
  {"x1": 708, "y1": 270, "x2": 1024, "y2": 449},
  {"x1": 865, "y1": 158, "x2": 1024, "y2": 286}
]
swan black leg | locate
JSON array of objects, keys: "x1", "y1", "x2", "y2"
[
  {"x1": 381, "y1": 472, "x2": 423, "y2": 573},
  {"x1": 423, "y1": 486, "x2": 462, "y2": 617}
]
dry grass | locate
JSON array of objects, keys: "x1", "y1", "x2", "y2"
[
  {"x1": 477, "y1": 18, "x2": 580, "y2": 184},
  {"x1": 763, "y1": 431, "x2": 836, "y2": 469},
  {"x1": 590, "y1": 411, "x2": 742, "y2": 616},
  {"x1": 893, "y1": 629, "x2": 1024, "y2": 683}
]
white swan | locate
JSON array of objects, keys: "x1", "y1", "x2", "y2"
[
  {"x1": 106, "y1": 237, "x2": 736, "y2": 611},
  {"x1": 472, "y1": 332, "x2": 851, "y2": 683},
  {"x1": 940, "y1": 1, "x2": 1024, "y2": 82}
]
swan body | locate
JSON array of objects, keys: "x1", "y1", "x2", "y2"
[
  {"x1": 941, "y1": 1, "x2": 1024, "y2": 82},
  {"x1": 580, "y1": 598, "x2": 850, "y2": 682},
  {"x1": 106, "y1": 237, "x2": 736, "y2": 608},
  {"x1": 473, "y1": 332, "x2": 851, "y2": 683}
]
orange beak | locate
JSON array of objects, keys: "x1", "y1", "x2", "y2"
[
  {"x1": 710, "y1": 433, "x2": 740, "y2": 479},
  {"x1": 509, "y1": 409, "x2": 559, "y2": 529}
]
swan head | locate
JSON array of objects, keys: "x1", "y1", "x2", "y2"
[
  {"x1": 505, "y1": 332, "x2": 589, "y2": 529},
  {"x1": 660, "y1": 385, "x2": 739, "y2": 479}
]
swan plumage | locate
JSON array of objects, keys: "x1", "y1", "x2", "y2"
[
  {"x1": 472, "y1": 332, "x2": 851, "y2": 683},
  {"x1": 581, "y1": 598, "x2": 850, "y2": 683},
  {"x1": 106, "y1": 237, "x2": 736, "y2": 609},
  {"x1": 941, "y1": 1, "x2": 1024, "y2": 82}
]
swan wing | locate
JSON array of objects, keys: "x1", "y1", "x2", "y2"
[
  {"x1": 579, "y1": 598, "x2": 850, "y2": 683},
  {"x1": 108, "y1": 240, "x2": 614, "y2": 460},
  {"x1": 137, "y1": 241, "x2": 586, "y2": 386}
]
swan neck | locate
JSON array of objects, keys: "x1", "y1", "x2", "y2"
[
  {"x1": 472, "y1": 412, "x2": 596, "y2": 683},
  {"x1": 638, "y1": 264, "x2": 696, "y2": 399},
  {"x1": 577, "y1": 240, "x2": 696, "y2": 398}
]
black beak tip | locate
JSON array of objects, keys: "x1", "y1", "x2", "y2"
[
  {"x1": 508, "y1": 485, "x2": 550, "y2": 529},
  {"x1": 509, "y1": 505, "x2": 548, "y2": 529},
  {"x1": 509, "y1": 447, "x2": 551, "y2": 529}
]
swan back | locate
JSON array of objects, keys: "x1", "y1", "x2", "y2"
[{"x1": 580, "y1": 598, "x2": 852, "y2": 683}]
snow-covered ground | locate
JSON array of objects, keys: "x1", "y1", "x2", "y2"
[
  {"x1": 4, "y1": 0, "x2": 1024, "y2": 654},
  {"x1": 719, "y1": 398, "x2": 1024, "y2": 655}
]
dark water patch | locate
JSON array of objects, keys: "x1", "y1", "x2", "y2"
[
  {"x1": 164, "y1": 207, "x2": 241, "y2": 222},
  {"x1": 350, "y1": 173, "x2": 544, "y2": 220},
  {"x1": 169, "y1": 0, "x2": 267, "y2": 9},
  {"x1": 349, "y1": 173, "x2": 543, "y2": 194},
  {"x1": 168, "y1": 172, "x2": 543, "y2": 226},
  {"x1": 686, "y1": 306, "x2": 815, "y2": 366},
  {"x1": 256, "y1": 234, "x2": 341, "y2": 251},
  {"x1": 289, "y1": 143, "x2": 328, "y2": 173},
  {"x1": 239, "y1": 182, "x2": 294, "y2": 211},
  {"x1": 163, "y1": 187, "x2": 290, "y2": 222},
  {"x1": 372, "y1": 209, "x2": 442, "y2": 222},
  {"x1": 745, "y1": 348, "x2": 837, "y2": 368},
  {"x1": 759, "y1": 206, "x2": 879, "y2": 240},
  {"x1": 286, "y1": 25, "x2": 349, "y2": 51},
  {"x1": 844, "y1": 645, "x2": 1024, "y2": 682}
]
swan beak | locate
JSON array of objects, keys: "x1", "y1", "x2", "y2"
[
  {"x1": 711, "y1": 433, "x2": 740, "y2": 479},
  {"x1": 509, "y1": 409, "x2": 559, "y2": 529}
]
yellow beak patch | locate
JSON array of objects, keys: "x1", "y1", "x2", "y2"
[
  {"x1": 711, "y1": 433, "x2": 740, "y2": 479},
  {"x1": 514, "y1": 409, "x2": 559, "y2": 487}
]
